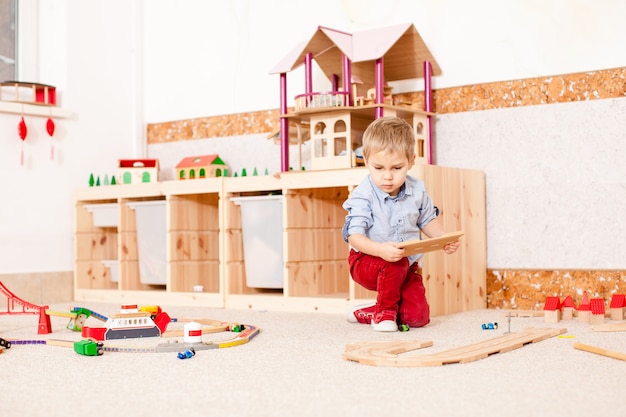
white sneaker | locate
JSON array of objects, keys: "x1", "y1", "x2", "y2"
[
  {"x1": 346, "y1": 302, "x2": 376, "y2": 324},
  {"x1": 371, "y1": 320, "x2": 398, "y2": 332}
]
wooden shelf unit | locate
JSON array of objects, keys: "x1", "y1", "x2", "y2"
[
  {"x1": 74, "y1": 166, "x2": 486, "y2": 315},
  {"x1": 161, "y1": 179, "x2": 222, "y2": 299},
  {"x1": 74, "y1": 181, "x2": 223, "y2": 306}
]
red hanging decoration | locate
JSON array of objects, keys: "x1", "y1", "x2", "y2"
[
  {"x1": 47, "y1": 117, "x2": 56, "y2": 160},
  {"x1": 18, "y1": 116, "x2": 27, "y2": 166},
  {"x1": 18, "y1": 116, "x2": 27, "y2": 139},
  {"x1": 46, "y1": 117, "x2": 55, "y2": 135}
]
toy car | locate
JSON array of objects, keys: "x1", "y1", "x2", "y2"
[
  {"x1": 0, "y1": 337, "x2": 11, "y2": 349},
  {"x1": 177, "y1": 347, "x2": 195, "y2": 359},
  {"x1": 74, "y1": 339, "x2": 104, "y2": 356}
]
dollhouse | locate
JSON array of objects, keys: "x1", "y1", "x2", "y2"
[
  {"x1": 270, "y1": 23, "x2": 441, "y2": 171},
  {"x1": 543, "y1": 296, "x2": 561, "y2": 323},
  {"x1": 118, "y1": 159, "x2": 159, "y2": 184},
  {"x1": 609, "y1": 294, "x2": 626, "y2": 320},
  {"x1": 175, "y1": 154, "x2": 227, "y2": 179}
]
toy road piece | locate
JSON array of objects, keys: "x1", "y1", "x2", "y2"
[{"x1": 395, "y1": 231, "x2": 464, "y2": 256}]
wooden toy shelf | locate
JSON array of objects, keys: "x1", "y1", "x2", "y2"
[
  {"x1": 74, "y1": 166, "x2": 486, "y2": 315},
  {"x1": 74, "y1": 180, "x2": 223, "y2": 307}
]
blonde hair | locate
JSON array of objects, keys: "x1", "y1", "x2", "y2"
[{"x1": 362, "y1": 117, "x2": 415, "y2": 161}]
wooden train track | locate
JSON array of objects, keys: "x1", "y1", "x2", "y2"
[
  {"x1": 11, "y1": 324, "x2": 259, "y2": 354},
  {"x1": 343, "y1": 327, "x2": 566, "y2": 367}
]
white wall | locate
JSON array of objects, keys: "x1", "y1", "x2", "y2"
[
  {"x1": 143, "y1": 0, "x2": 626, "y2": 121},
  {"x1": 1, "y1": 0, "x2": 625, "y2": 274},
  {"x1": 0, "y1": 0, "x2": 139, "y2": 273}
]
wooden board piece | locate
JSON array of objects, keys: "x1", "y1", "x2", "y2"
[
  {"x1": 591, "y1": 321, "x2": 626, "y2": 332},
  {"x1": 395, "y1": 231, "x2": 464, "y2": 256},
  {"x1": 501, "y1": 309, "x2": 544, "y2": 318},
  {"x1": 343, "y1": 327, "x2": 566, "y2": 367},
  {"x1": 574, "y1": 342, "x2": 626, "y2": 362}
]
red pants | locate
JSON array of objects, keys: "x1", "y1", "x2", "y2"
[{"x1": 348, "y1": 249, "x2": 430, "y2": 327}]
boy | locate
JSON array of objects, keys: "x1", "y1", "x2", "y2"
[{"x1": 342, "y1": 117, "x2": 459, "y2": 332}]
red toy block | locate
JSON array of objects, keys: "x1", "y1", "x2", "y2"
[
  {"x1": 82, "y1": 326, "x2": 106, "y2": 341},
  {"x1": 37, "y1": 307, "x2": 52, "y2": 334},
  {"x1": 153, "y1": 312, "x2": 171, "y2": 334}
]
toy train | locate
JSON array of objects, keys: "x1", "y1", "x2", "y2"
[{"x1": 74, "y1": 339, "x2": 104, "y2": 356}]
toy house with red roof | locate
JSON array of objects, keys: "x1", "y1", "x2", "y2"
[
  {"x1": 543, "y1": 296, "x2": 561, "y2": 323},
  {"x1": 609, "y1": 293, "x2": 626, "y2": 320},
  {"x1": 118, "y1": 159, "x2": 159, "y2": 184},
  {"x1": 175, "y1": 154, "x2": 227, "y2": 180},
  {"x1": 577, "y1": 292, "x2": 591, "y2": 324},
  {"x1": 561, "y1": 295, "x2": 577, "y2": 320},
  {"x1": 589, "y1": 298, "x2": 606, "y2": 325},
  {"x1": 270, "y1": 23, "x2": 440, "y2": 172}
]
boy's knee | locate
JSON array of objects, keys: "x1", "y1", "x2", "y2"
[
  {"x1": 404, "y1": 315, "x2": 430, "y2": 328},
  {"x1": 400, "y1": 305, "x2": 430, "y2": 328}
]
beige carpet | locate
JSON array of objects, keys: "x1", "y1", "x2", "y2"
[{"x1": 1, "y1": 302, "x2": 624, "y2": 417}]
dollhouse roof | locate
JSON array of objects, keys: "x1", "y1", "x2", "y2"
[
  {"x1": 269, "y1": 23, "x2": 441, "y2": 84},
  {"x1": 561, "y1": 295, "x2": 576, "y2": 309},
  {"x1": 176, "y1": 154, "x2": 224, "y2": 169},
  {"x1": 119, "y1": 159, "x2": 159, "y2": 168},
  {"x1": 543, "y1": 296, "x2": 561, "y2": 311},
  {"x1": 609, "y1": 294, "x2": 626, "y2": 308},
  {"x1": 590, "y1": 298, "x2": 606, "y2": 315},
  {"x1": 578, "y1": 292, "x2": 591, "y2": 311}
]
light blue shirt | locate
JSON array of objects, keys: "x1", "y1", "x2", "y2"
[{"x1": 342, "y1": 174, "x2": 439, "y2": 264}]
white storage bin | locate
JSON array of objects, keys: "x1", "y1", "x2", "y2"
[
  {"x1": 84, "y1": 203, "x2": 119, "y2": 227},
  {"x1": 101, "y1": 259, "x2": 119, "y2": 283},
  {"x1": 231, "y1": 195, "x2": 284, "y2": 289},
  {"x1": 126, "y1": 200, "x2": 167, "y2": 285}
]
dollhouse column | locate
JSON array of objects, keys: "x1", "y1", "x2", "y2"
[
  {"x1": 280, "y1": 72, "x2": 289, "y2": 172},
  {"x1": 424, "y1": 60, "x2": 433, "y2": 164},
  {"x1": 331, "y1": 74, "x2": 339, "y2": 91},
  {"x1": 342, "y1": 55, "x2": 351, "y2": 105},
  {"x1": 305, "y1": 53, "x2": 313, "y2": 98},
  {"x1": 375, "y1": 57, "x2": 384, "y2": 118}
]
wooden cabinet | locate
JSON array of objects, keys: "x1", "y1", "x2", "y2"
[
  {"x1": 74, "y1": 166, "x2": 486, "y2": 316},
  {"x1": 74, "y1": 181, "x2": 223, "y2": 306}
]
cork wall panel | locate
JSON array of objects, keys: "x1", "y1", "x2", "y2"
[
  {"x1": 147, "y1": 110, "x2": 280, "y2": 144},
  {"x1": 487, "y1": 269, "x2": 626, "y2": 310},
  {"x1": 147, "y1": 67, "x2": 625, "y2": 144}
]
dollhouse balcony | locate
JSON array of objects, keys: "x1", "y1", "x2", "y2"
[{"x1": 294, "y1": 91, "x2": 350, "y2": 112}]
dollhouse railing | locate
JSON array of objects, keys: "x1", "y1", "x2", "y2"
[{"x1": 294, "y1": 91, "x2": 351, "y2": 111}]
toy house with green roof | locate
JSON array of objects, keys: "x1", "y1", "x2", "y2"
[{"x1": 175, "y1": 154, "x2": 227, "y2": 180}]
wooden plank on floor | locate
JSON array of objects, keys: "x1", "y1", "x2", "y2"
[
  {"x1": 591, "y1": 321, "x2": 626, "y2": 332},
  {"x1": 343, "y1": 327, "x2": 567, "y2": 367},
  {"x1": 574, "y1": 342, "x2": 626, "y2": 362}
]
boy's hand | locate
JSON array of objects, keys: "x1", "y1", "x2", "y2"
[
  {"x1": 379, "y1": 241, "x2": 406, "y2": 263},
  {"x1": 443, "y1": 240, "x2": 460, "y2": 254}
]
